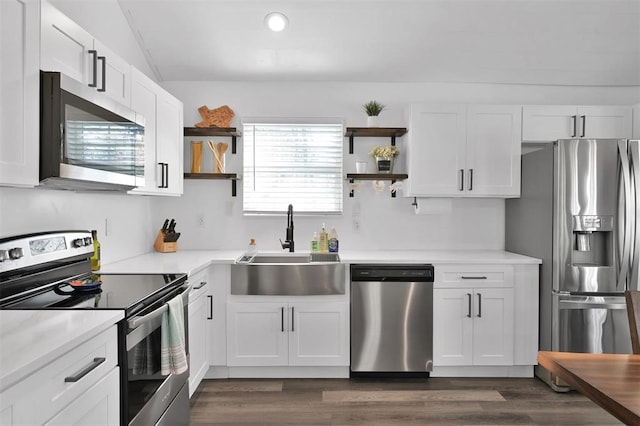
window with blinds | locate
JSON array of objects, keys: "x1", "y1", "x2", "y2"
[{"x1": 243, "y1": 122, "x2": 343, "y2": 214}]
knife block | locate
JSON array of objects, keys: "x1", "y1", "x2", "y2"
[{"x1": 154, "y1": 230, "x2": 177, "y2": 253}]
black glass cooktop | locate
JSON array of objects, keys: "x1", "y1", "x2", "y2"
[{"x1": 1, "y1": 273, "x2": 187, "y2": 316}]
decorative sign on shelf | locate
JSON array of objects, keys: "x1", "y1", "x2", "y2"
[{"x1": 195, "y1": 104, "x2": 235, "y2": 128}]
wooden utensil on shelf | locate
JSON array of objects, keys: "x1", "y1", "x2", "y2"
[{"x1": 207, "y1": 140, "x2": 227, "y2": 173}]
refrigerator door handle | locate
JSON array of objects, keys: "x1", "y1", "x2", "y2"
[
  {"x1": 617, "y1": 140, "x2": 632, "y2": 291},
  {"x1": 629, "y1": 140, "x2": 639, "y2": 290}
]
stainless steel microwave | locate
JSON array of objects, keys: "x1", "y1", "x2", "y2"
[{"x1": 40, "y1": 71, "x2": 145, "y2": 191}]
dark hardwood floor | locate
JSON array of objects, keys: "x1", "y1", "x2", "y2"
[{"x1": 190, "y1": 377, "x2": 623, "y2": 425}]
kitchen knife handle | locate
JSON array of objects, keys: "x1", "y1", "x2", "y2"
[
  {"x1": 459, "y1": 169, "x2": 464, "y2": 191},
  {"x1": 97, "y1": 56, "x2": 106, "y2": 92},
  {"x1": 580, "y1": 115, "x2": 586, "y2": 137},
  {"x1": 207, "y1": 295, "x2": 213, "y2": 320},
  {"x1": 466, "y1": 293, "x2": 472, "y2": 318},
  {"x1": 477, "y1": 293, "x2": 482, "y2": 318},
  {"x1": 88, "y1": 50, "x2": 98, "y2": 88},
  {"x1": 65, "y1": 357, "x2": 105, "y2": 382}
]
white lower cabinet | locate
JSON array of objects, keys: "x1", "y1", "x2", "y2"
[
  {"x1": 227, "y1": 300, "x2": 349, "y2": 367},
  {"x1": 44, "y1": 367, "x2": 120, "y2": 426},
  {"x1": 433, "y1": 265, "x2": 516, "y2": 368},
  {"x1": 188, "y1": 268, "x2": 210, "y2": 397},
  {"x1": 0, "y1": 326, "x2": 119, "y2": 425},
  {"x1": 434, "y1": 287, "x2": 514, "y2": 366}
]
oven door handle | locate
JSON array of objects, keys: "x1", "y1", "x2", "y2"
[{"x1": 127, "y1": 284, "x2": 191, "y2": 330}]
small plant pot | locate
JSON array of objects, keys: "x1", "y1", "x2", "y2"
[
  {"x1": 367, "y1": 115, "x2": 380, "y2": 127},
  {"x1": 375, "y1": 156, "x2": 394, "y2": 173}
]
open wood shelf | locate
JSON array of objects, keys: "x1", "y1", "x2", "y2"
[
  {"x1": 184, "y1": 127, "x2": 241, "y2": 153},
  {"x1": 344, "y1": 127, "x2": 407, "y2": 154},
  {"x1": 183, "y1": 173, "x2": 240, "y2": 196},
  {"x1": 346, "y1": 173, "x2": 407, "y2": 198}
]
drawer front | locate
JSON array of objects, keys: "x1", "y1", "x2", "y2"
[
  {"x1": 435, "y1": 265, "x2": 513, "y2": 288},
  {"x1": 188, "y1": 268, "x2": 210, "y2": 304},
  {"x1": 6, "y1": 326, "x2": 119, "y2": 425}
]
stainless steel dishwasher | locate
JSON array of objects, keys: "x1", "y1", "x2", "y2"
[{"x1": 350, "y1": 264, "x2": 434, "y2": 376}]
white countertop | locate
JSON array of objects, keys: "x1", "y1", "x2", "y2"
[
  {"x1": 0, "y1": 310, "x2": 124, "y2": 392},
  {"x1": 101, "y1": 249, "x2": 540, "y2": 275}
]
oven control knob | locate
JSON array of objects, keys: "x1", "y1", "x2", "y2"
[
  {"x1": 8, "y1": 247, "x2": 23, "y2": 260},
  {"x1": 0, "y1": 250, "x2": 8, "y2": 262},
  {"x1": 84, "y1": 237, "x2": 92, "y2": 246},
  {"x1": 72, "y1": 238, "x2": 86, "y2": 248}
]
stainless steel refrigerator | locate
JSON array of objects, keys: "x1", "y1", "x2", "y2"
[{"x1": 506, "y1": 139, "x2": 639, "y2": 391}]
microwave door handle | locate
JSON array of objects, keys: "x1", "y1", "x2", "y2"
[
  {"x1": 88, "y1": 50, "x2": 98, "y2": 88},
  {"x1": 617, "y1": 140, "x2": 632, "y2": 291},
  {"x1": 97, "y1": 56, "x2": 106, "y2": 92}
]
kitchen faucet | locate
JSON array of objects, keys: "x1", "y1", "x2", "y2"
[{"x1": 280, "y1": 204, "x2": 295, "y2": 252}]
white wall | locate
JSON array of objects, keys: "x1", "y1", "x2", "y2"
[{"x1": 150, "y1": 80, "x2": 638, "y2": 252}]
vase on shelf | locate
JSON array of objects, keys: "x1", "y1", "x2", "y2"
[
  {"x1": 375, "y1": 156, "x2": 394, "y2": 173},
  {"x1": 367, "y1": 115, "x2": 380, "y2": 127},
  {"x1": 190, "y1": 141, "x2": 203, "y2": 173}
]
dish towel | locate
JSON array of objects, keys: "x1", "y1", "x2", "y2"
[{"x1": 160, "y1": 293, "x2": 188, "y2": 375}]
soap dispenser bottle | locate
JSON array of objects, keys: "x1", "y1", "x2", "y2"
[
  {"x1": 311, "y1": 232, "x2": 319, "y2": 252},
  {"x1": 319, "y1": 224, "x2": 329, "y2": 253},
  {"x1": 328, "y1": 227, "x2": 339, "y2": 253}
]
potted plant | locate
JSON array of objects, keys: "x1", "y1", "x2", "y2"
[
  {"x1": 370, "y1": 145, "x2": 398, "y2": 173},
  {"x1": 363, "y1": 100, "x2": 385, "y2": 127}
]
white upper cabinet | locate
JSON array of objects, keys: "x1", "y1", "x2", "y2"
[
  {"x1": 40, "y1": 0, "x2": 132, "y2": 107},
  {"x1": 129, "y1": 68, "x2": 183, "y2": 196},
  {"x1": 405, "y1": 104, "x2": 521, "y2": 198},
  {"x1": 0, "y1": 0, "x2": 40, "y2": 187},
  {"x1": 522, "y1": 105, "x2": 633, "y2": 141}
]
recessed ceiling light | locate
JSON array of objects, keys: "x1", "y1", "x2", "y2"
[{"x1": 265, "y1": 12, "x2": 288, "y2": 32}]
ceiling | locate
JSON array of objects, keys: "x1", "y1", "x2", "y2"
[{"x1": 117, "y1": 0, "x2": 640, "y2": 86}]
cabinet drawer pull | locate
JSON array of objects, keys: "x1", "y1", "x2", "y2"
[
  {"x1": 461, "y1": 276, "x2": 487, "y2": 280},
  {"x1": 477, "y1": 293, "x2": 482, "y2": 318},
  {"x1": 64, "y1": 357, "x2": 105, "y2": 382},
  {"x1": 466, "y1": 293, "x2": 472, "y2": 318},
  {"x1": 193, "y1": 281, "x2": 207, "y2": 290}
]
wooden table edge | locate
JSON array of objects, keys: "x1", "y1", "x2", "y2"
[{"x1": 537, "y1": 351, "x2": 640, "y2": 426}]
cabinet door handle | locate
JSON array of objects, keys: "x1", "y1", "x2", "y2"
[
  {"x1": 459, "y1": 169, "x2": 464, "y2": 191},
  {"x1": 163, "y1": 163, "x2": 169, "y2": 188},
  {"x1": 468, "y1": 169, "x2": 473, "y2": 191},
  {"x1": 281, "y1": 307, "x2": 285, "y2": 332},
  {"x1": 571, "y1": 115, "x2": 577, "y2": 137},
  {"x1": 193, "y1": 281, "x2": 207, "y2": 290},
  {"x1": 461, "y1": 276, "x2": 487, "y2": 280},
  {"x1": 477, "y1": 293, "x2": 482, "y2": 318},
  {"x1": 580, "y1": 115, "x2": 586, "y2": 137},
  {"x1": 97, "y1": 56, "x2": 106, "y2": 92},
  {"x1": 64, "y1": 357, "x2": 105, "y2": 382},
  {"x1": 291, "y1": 306, "x2": 295, "y2": 332},
  {"x1": 207, "y1": 295, "x2": 213, "y2": 320},
  {"x1": 466, "y1": 293, "x2": 472, "y2": 318},
  {"x1": 88, "y1": 50, "x2": 98, "y2": 88}
]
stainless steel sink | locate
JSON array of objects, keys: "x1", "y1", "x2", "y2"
[{"x1": 231, "y1": 253, "x2": 344, "y2": 295}]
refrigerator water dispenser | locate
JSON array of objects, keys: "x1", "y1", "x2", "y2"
[{"x1": 572, "y1": 215, "x2": 614, "y2": 267}]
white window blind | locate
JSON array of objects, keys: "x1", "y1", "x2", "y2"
[{"x1": 243, "y1": 122, "x2": 343, "y2": 214}]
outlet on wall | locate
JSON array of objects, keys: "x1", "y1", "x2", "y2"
[
  {"x1": 352, "y1": 218, "x2": 360, "y2": 232},
  {"x1": 197, "y1": 214, "x2": 205, "y2": 228}
]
